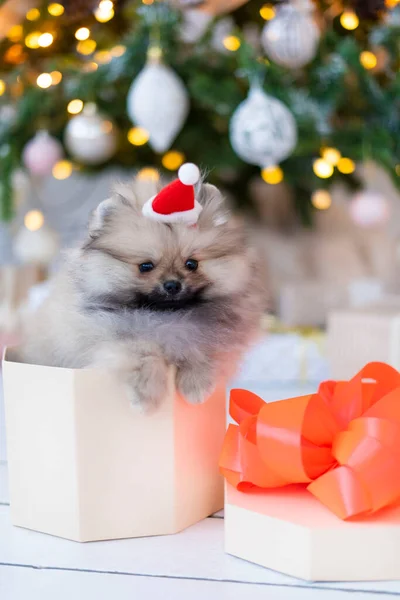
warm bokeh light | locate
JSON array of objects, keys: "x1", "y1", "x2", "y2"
[
  {"x1": 24, "y1": 210, "x2": 44, "y2": 232},
  {"x1": 94, "y1": 50, "x2": 112, "y2": 64},
  {"x1": 94, "y1": 6, "x2": 115, "y2": 22},
  {"x1": 52, "y1": 160, "x2": 73, "y2": 180},
  {"x1": 313, "y1": 158, "x2": 334, "y2": 179},
  {"x1": 127, "y1": 127, "x2": 149, "y2": 146},
  {"x1": 36, "y1": 73, "x2": 53, "y2": 89},
  {"x1": 137, "y1": 167, "x2": 159, "y2": 181},
  {"x1": 223, "y1": 36, "x2": 241, "y2": 52},
  {"x1": 321, "y1": 147, "x2": 341, "y2": 166},
  {"x1": 99, "y1": 0, "x2": 114, "y2": 10},
  {"x1": 7, "y1": 25, "x2": 23, "y2": 42},
  {"x1": 83, "y1": 61, "x2": 99, "y2": 72},
  {"x1": 260, "y1": 4, "x2": 275, "y2": 20},
  {"x1": 75, "y1": 27, "x2": 90, "y2": 41},
  {"x1": 111, "y1": 45, "x2": 126, "y2": 57},
  {"x1": 77, "y1": 39, "x2": 97, "y2": 55},
  {"x1": 0, "y1": 80, "x2": 6, "y2": 96},
  {"x1": 38, "y1": 33, "x2": 54, "y2": 47},
  {"x1": 48, "y1": 3, "x2": 65, "y2": 16},
  {"x1": 26, "y1": 8, "x2": 40, "y2": 20},
  {"x1": 360, "y1": 51, "x2": 377, "y2": 70},
  {"x1": 162, "y1": 151, "x2": 185, "y2": 171},
  {"x1": 340, "y1": 10, "x2": 359, "y2": 30},
  {"x1": 5, "y1": 44, "x2": 25, "y2": 64},
  {"x1": 142, "y1": 0, "x2": 154, "y2": 4},
  {"x1": 337, "y1": 157, "x2": 356, "y2": 174},
  {"x1": 51, "y1": 71, "x2": 62, "y2": 85},
  {"x1": 67, "y1": 99, "x2": 84, "y2": 114},
  {"x1": 312, "y1": 190, "x2": 332, "y2": 210},
  {"x1": 25, "y1": 32, "x2": 41, "y2": 48},
  {"x1": 261, "y1": 165, "x2": 284, "y2": 185},
  {"x1": 385, "y1": 0, "x2": 400, "y2": 7}
]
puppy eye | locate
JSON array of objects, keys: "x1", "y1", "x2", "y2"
[
  {"x1": 185, "y1": 259, "x2": 198, "y2": 272},
  {"x1": 139, "y1": 262, "x2": 154, "y2": 273}
]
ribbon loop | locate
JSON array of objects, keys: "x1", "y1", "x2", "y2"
[{"x1": 219, "y1": 362, "x2": 400, "y2": 520}]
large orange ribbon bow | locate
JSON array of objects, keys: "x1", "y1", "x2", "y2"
[{"x1": 219, "y1": 362, "x2": 400, "y2": 520}]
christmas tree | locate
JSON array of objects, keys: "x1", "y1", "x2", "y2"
[{"x1": 0, "y1": 0, "x2": 399, "y2": 224}]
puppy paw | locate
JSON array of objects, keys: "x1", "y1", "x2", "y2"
[
  {"x1": 176, "y1": 367, "x2": 215, "y2": 405},
  {"x1": 126, "y1": 354, "x2": 169, "y2": 413}
]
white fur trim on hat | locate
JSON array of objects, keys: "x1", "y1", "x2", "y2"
[{"x1": 142, "y1": 196, "x2": 203, "y2": 225}]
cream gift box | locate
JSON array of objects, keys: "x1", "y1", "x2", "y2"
[
  {"x1": 2, "y1": 348, "x2": 225, "y2": 542},
  {"x1": 225, "y1": 484, "x2": 400, "y2": 582},
  {"x1": 327, "y1": 303, "x2": 400, "y2": 379}
]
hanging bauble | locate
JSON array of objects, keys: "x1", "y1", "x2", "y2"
[
  {"x1": 211, "y1": 17, "x2": 235, "y2": 53},
  {"x1": 127, "y1": 48, "x2": 189, "y2": 153},
  {"x1": 14, "y1": 222, "x2": 59, "y2": 266},
  {"x1": 349, "y1": 191, "x2": 389, "y2": 228},
  {"x1": 22, "y1": 131, "x2": 64, "y2": 177},
  {"x1": 64, "y1": 103, "x2": 117, "y2": 165},
  {"x1": 230, "y1": 85, "x2": 297, "y2": 168},
  {"x1": 179, "y1": 9, "x2": 212, "y2": 43},
  {"x1": 261, "y1": 0, "x2": 320, "y2": 69}
]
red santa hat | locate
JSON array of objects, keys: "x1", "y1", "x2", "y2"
[{"x1": 142, "y1": 163, "x2": 202, "y2": 225}]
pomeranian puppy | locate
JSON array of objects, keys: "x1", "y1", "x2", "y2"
[{"x1": 17, "y1": 174, "x2": 266, "y2": 410}]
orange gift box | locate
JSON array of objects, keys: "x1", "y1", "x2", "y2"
[
  {"x1": 3, "y1": 349, "x2": 225, "y2": 542},
  {"x1": 220, "y1": 362, "x2": 400, "y2": 581}
]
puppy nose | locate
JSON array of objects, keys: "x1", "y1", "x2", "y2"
[{"x1": 163, "y1": 280, "x2": 182, "y2": 295}]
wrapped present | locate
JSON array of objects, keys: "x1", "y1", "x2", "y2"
[
  {"x1": 238, "y1": 315, "x2": 328, "y2": 382},
  {"x1": 327, "y1": 302, "x2": 400, "y2": 379},
  {"x1": 220, "y1": 363, "x2": 400, "y2": 581},
  {"x1": 3, "y1": 349, "x2": 225, "y2": 542},
  {"x1": 278, "y1": 281, "x2": 349, "y2": 327}
]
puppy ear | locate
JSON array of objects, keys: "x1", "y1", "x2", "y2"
[
  {"x1": 197, "y1": 183, "x2": 231, "y2": 228},
  {"x1": 88, "y1": 195, "x2": 125, "y2": 239}
]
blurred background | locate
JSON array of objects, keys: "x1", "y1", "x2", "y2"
[{"x1": 0, "y1": 0, "x2": 400, "y2": 381}]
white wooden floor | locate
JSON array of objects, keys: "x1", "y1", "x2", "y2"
[
  {"x1": 1, "y1": 362, "x2": 400, "y2": 597},
  {"x1": 1, "y1": 462, "x2": 400, "y2": 600}
]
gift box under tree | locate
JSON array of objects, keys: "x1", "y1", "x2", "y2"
[
  {"x1": 220, "y1": 362, "x2": 400, "y2": 582},
  {"x1": 327, "y1": 303, "x2": 400, "y2": 379},
  {"x1": 3, "y1": 349, "x2": 225, "y2": 542}
]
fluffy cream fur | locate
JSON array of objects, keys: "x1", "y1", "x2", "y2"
[{"x1": 17, "y1": 176, "x2": 266, "y2": 410}]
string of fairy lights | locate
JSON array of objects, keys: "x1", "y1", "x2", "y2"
[{"x1": 0, "y1": 0, "x2": 399, "y2": 235}]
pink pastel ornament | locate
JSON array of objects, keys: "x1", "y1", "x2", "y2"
[
  {"x1": 22, "y1": 131, "x2": 64, "y2": 176},
  {"x1": 349, "y1": 191, "x2": 389, "y2": 228}
]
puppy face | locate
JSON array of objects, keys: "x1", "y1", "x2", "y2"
[{"x1": 77, "y1": 179, "x2": 251, "y2": 312}]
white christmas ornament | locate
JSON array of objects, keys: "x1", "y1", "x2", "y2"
[
  {"x1": 127, "y1": 50, "x2": 189, "y2": 153},
  {"x1": 64, "y1": 103, "x2": 117, "y2": 165},
  {"x1": 22, "y1": 131, "x2": 64, "y2": 176},
  {"x1": 179, "y1": 9, "x2": 212, "y2": 43},
  {"x1": 349, "y1": 191, "x2": 389, "y2": 228},
  {"x1": 230, "y1": 85, "x2": 297, "y2": 167},
  {"x1": 14, "y1": 225, "x2": 59, "y2": 265},
  {"x1": 262, "y1": 0, "x2": 320, "y2": 69},
  {"x1": 211, "y1": 17, "x2": 235, "y2": 53}
]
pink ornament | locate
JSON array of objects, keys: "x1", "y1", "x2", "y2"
[
  {"x1": 22, "y1": 131, "x2": 63, "y2": 176},
  {"x1": 349, "y1": 191, "x2": 389, "y2": 228}
]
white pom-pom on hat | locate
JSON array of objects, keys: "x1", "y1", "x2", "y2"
[{"x1": 178, "y1": 163, "x2": 201, "y2": 186}]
